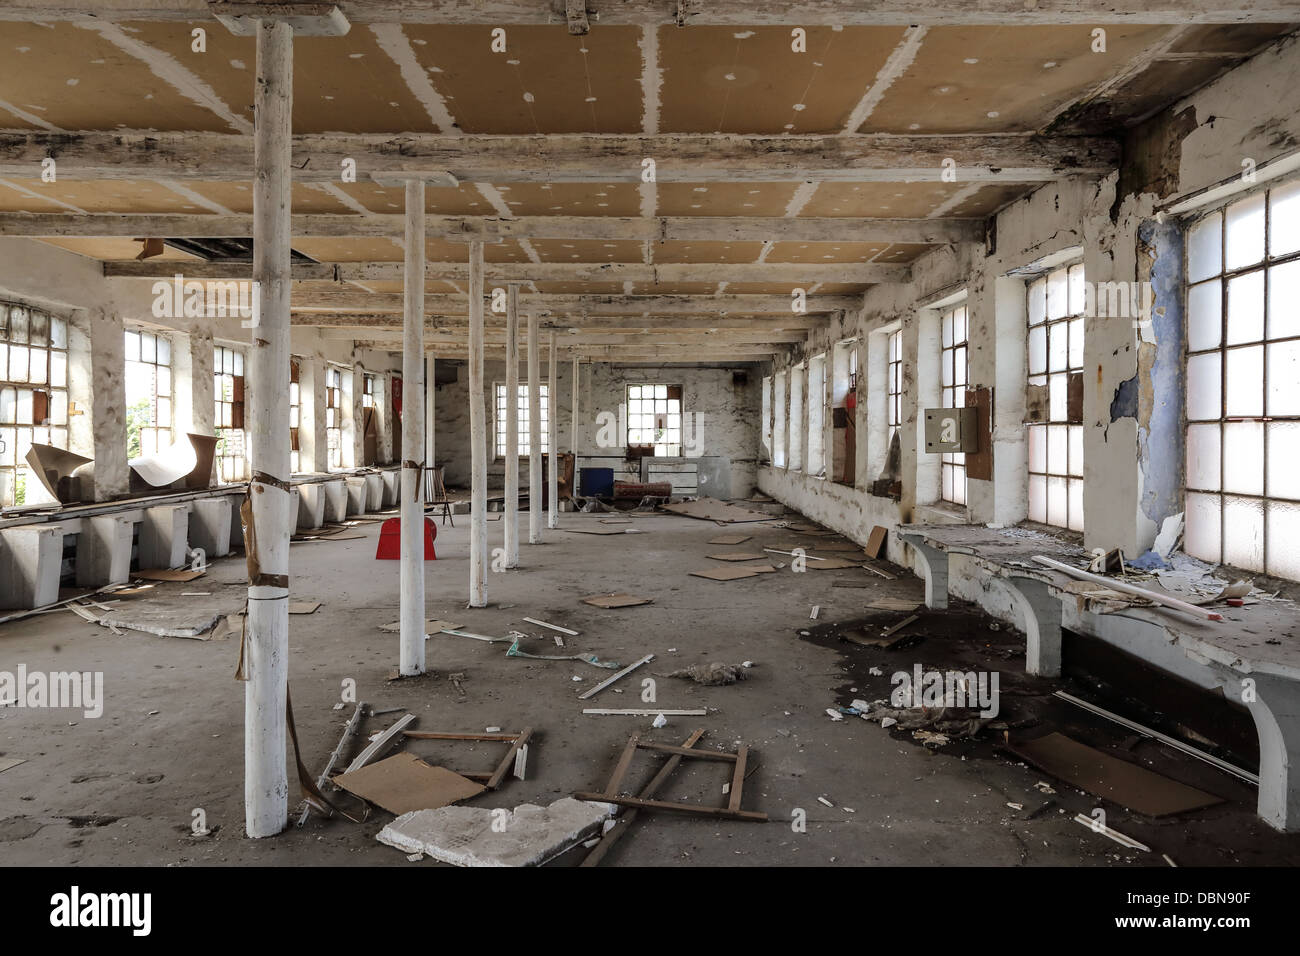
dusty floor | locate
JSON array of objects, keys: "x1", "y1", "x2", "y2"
[{"x1": 2, "y1": 503, "x2": 1298, "y2": 867}]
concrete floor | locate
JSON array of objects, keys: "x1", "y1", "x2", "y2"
[{"x1": 2, "y1": 504, "x2": 1298, "y2": 867}]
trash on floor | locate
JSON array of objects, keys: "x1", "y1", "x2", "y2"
[
  {"x1": 333, "y1": 752, "x2": 485, "y2": 815},
  {"x1": 506, "y1": 636, "x2": 621, "y2": 669},
  {"x1": 661, "y1": 662, "x2": 749, "y2": 686},
  {"x1": 377, "y1": 797, "x2": 614, "y2": 867},
  {"x1": 574, "y1": 732, "x2": 767, "y2": 822},
  {"x1": 581, "y1": 593, "x2": 653, "y2": 609},
  {"x1": 578, "y1": 654, "x2": 655, "y2": 700},
  {"x1": 1009, "y1": 732, "x2": 1223, "y2": 816},
  {"x1": 689, "y1": 564, "x2": 776, "y2": 582},
  {"x1": 399, "y1": 728, "x2": 533, "y2": 789}
]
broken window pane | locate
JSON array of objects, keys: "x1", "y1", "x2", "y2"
[
  {"x1": 1028, "y1": 474, "x2": 1046, "y2": 523},
  {"x1": 1028, "y1": 277, "x2": 1046, "y2": 326}
]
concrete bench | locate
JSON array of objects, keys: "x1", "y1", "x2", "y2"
[
  {"x1": 344, "y1": 476, "x2": 368, "y2": 516},
  {"x1": 189, "y1": 497, "x2": 232, "y2": 560},
  {"x1": 295, "y1": 481, "x2": 327, "y2": 530},
  {"x1": 380, "y1": 468, "x2": 400, "y2": 508},
  {"x1": 323, "y1": 478, "x2": 348, "y2": 523},
  {"x1": 0, "y1": 523, "x2": 67, "y2": 609},
  {"x1": 76, "y1": 510, "x2": 140, "y2": 587},
  {"x1": 898, "y1": 522, "x2": 1300, "y2": 833}
]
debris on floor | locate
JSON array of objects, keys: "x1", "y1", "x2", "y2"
[
  {"x1": 93, "y1": 601, "x2": 226, "y2": 640},
  {"x1": 581, "y1": 593, "x2": 653, "y2": 609},
  {"x1": 333, "y1": 752, "x2": 485, "y2": 815},
  {"x1": 1009, "y1": 732, "x2": 1223, "y2": 816},
  {"x1": 860, "y1": 702, "x2": 999, "y2": 738},
  {"x1": 689, "y1": 564, "x2": 776, "y2": 581},
  {"x1": 661, "y1": 662, "x2": 749, "y2": 686},
  {"x1": 377, "y1": 797, "x2": 613, "y2": 867}
]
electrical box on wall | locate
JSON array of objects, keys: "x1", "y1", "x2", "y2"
[{"x1": 923, "y1": 406, "x2": 979, "y2": 454}]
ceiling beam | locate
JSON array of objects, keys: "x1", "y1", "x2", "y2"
[
  {"x1": 294, "y1": 313, "x2": 824, "y2": 330},
  {"x1": 106, "y1": 260, "x2": 909, "y2": 284},
  {"x1": 0, "y1": 1, "x2": 1286, "y2": 25},
  {"x1": 7, "y1": 213, "x2": 980, "y2": 244},
  {"x1": 0, "y1": 132, "x2": 1118, "y2": 183},
  {"x1": 327, "y1": 329, "x2": 807, "y2": 346},
  {"x1": 288, "y1": 292, "x2": 857, "y2": 314}
]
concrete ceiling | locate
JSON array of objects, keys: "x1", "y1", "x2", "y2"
[{"x1": 0, "y1": 13, "x2": 1295, "y2": 356}]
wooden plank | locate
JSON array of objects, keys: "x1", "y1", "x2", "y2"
[
  {"x1": 0, "y1": 132, "x2": 1119, "y2": 184},
  {"x1": 344, "y1": 713, "x2": 415, "y2": 774},
  {"x1": 578, "y1": 654, "x2": 655, "y2": 701},
  {"x1": 636, "y1": 742, "x2": 739, "y2": 762},
  {"x1": 582, "y1": 708, "x2": 707, "y2": 716},
  {"x1": 486, "y1": 727, "x2": 532, "y2": 791},
  {"x1": 581, "y1": 729, "x2": 706, "y2": 868},
  {"x1": 572, "y1": 792, "x2": 767, "y2": 822},
  {"x1": 402, "y1": 731, "x2": 519, "y2": 742},
  {"x1": 728, "y1": 746, "x2": 749, "y2": 813},
  {"x1": 603, "y1": 733, "x2": 643, "y2": 796}
]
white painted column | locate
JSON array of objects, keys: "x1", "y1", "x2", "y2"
[
  {"x1": 468, "y1": 240, "x2": 488, "y2": 607},
  {"x1": 504, "y1": 284, "x2": 520, "y2": 568},
  {"x1": 424, "y1": 355, "x2": 436, "y2": 478},
  {"x1": 571, "y1": 356, "x2": 580, "y2": 456},
  {"x1": 245, "y1": 17, "x2": 293, "y2": 840},
  {"x1": 399, "y1": 179, "x2": 426, "y2": 676},
  {"x1": 527, "y1": 308, "x2": 541, "y2": 544},
  {"x1": 548, "y1": 332, "x2": 559, "y2": 528}
]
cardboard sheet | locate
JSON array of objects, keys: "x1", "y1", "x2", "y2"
[
  {"x1": 582, "y1": 593, "x2": 653, "y2": 609},
  {"x1": 563, "y1": 526, "x2": 636, "y2": 535},
  {"x1": 706, "y1": 551, "x2": 770, "y2": 562},
  {"x1": 660, "y1": 497, "x2": 773, "y2": 523},
  {"x1": 379, "y1": 618, "x2": 461, "y2": 633},
  {"x1": 334, "y1": 752, "x2": 485, "y2": 815},
  {"x1": 708, "y1": 533, "x2": 752, "y2": 545},
  {"x1": 288, "y1": 601, "x2": 322, "y2": 614},
  {"x1": 1009, "y1": 732, "x2": 1223, "y2": 817},
  {"x1": 690, "y1": 564, "x2": 777, "y2": 581},
  {"x1": 868, "y1": 597, "x2": 923, "y2": 612},
  {"x1": 804, "y1": 557, "x2": 866, "y2": 570},
  {"x1": 865, "y1": 526, "x2": 888, "y2": 559},
  {"x1": 133, "y1": 568, "x2": 205, "y2": 582}
]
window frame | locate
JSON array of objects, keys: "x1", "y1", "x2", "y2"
[
  {"x1": 1183, "y1": 178, "x2": 1300, "y2": 579},
  {"x1": 213, "y1": 344, "x2": 248, "y2": 484},
  {"x1": 1025, "y1": 262, "x2": 1086, "y2": 532},
  {"x1": 0, "y1": 303, "x2": 70, "y2": 509},
  {"x1": 494, "y1": 381, "x2": 550, "y2": 458},
  {"x1": 625, "y1": 383, "x2": 682, "y2": 457}
]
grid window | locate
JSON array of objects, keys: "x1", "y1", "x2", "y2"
[
  {"x1": 887, "y1": 329, "x2": 902, "y2": 443},
  {"x1": 213, "y1": 345, "x2": 247, "y2": 483},
  {"x1": 1026, "y1": 263, "x2": 1086, "y2": 531},
  {"x1": 0, "y1": 304, "x2": 69, "y2": 508},
  {"x1": 362, "y1": 373, "x2": 376, "y2": 409},
  {"x1": 761, "y1": 375, "x2": 772, "y2": 460},
  {"x1": 807, "y1": 354, "x2": 826, "y2": 476},
  {"x1": 627, "y1": 384, "x2": 681, "y2": 456},
  {"x1": 289, "y1": 359, "x2": 301, "y2": 474},
  {"x1": 125, "y1": 329, "x2": 172, "y2": 461},
  {"x1": 939, "y1": 304, "x2": 968, "y2": 506},
  {"x1": 325, "y1": 366, "x2": 343, "y2": 470},
  {"x1": 495, "y1": 382, "x2": 549, "y2": 457},
  {"x1": 1184, "y1": 180, "x2": 1300, "y2": 580},
  {"x1": 773, "y1": 371, "x2": 787, "y2": 468}
]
